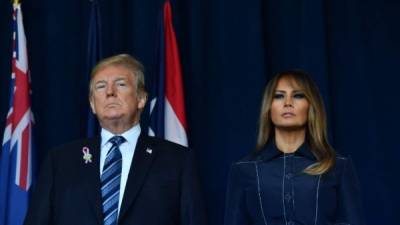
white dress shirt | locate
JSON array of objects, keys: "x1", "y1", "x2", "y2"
[{"x1": 99, "y1": 124, "x2": 141, "y2": 214}]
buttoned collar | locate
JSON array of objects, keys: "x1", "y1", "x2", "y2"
[
  {"x1": 257, "y1": 139, "x2": 316, "y2": 162},
  {"x1": 101, "y1": 124, "x2": 141, "y2": 148}
]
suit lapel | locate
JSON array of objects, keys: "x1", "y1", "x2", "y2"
[
  {"x1": 118, "y1": 134, "x2": 157, "y2": 221},
  {"x1": 81, "y1": 137, "x2": 103, "y2": 225}
]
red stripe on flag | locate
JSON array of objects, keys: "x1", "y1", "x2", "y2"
[
  {"x1": 164, "y1": 1, "x2": 187, "y2": 130},
  {"x1": 12, "y1": 64, "x2": 30, "y2": 132},
  {"x1": 19, "y1": 124, "x2": 30, "y2": 190}
]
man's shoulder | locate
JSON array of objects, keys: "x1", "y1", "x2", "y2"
[
  {"x1": 50, "y1": 137, "x2": 100, "y2": 156},
  {"x1": 142, "y1": 135, "x2": 187, "y2": 149},
  {"x1": 140, "y1": 135, "x2": 190, "y2": 157}
]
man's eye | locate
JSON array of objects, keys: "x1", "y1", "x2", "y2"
[
  {"x1": 116, "y1": 81, "x2": 127, "y2": 87},
  {"x1": 273, "y1": 93, "x2": 284, "y2": 99},
  {"x1": 95, "y1": 84, "x2": 106, "y2": 89}
]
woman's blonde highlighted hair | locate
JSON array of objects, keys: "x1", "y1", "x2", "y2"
[{"x1": 257, "y1": 70, "x2": 335, "y2": 175}]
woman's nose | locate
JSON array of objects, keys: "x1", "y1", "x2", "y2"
[{"x1": 284, "y1": 97, "x2": 293, "y2": 107}]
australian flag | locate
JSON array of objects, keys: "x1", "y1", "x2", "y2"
[
  {"x1": 148, "y1": 1, "x2": 188, "y2": 147},
  {"x1": 0, "y1": 3, "x2": 35, "y2": 225}
]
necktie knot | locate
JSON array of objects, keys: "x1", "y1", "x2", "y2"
[{"x1": 109, "y1": 136, "x2": 126, "y2": 147}]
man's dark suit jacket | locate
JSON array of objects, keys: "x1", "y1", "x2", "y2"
[{"x1": 24, "y1": 134, "x2": 207, "y2": 225}]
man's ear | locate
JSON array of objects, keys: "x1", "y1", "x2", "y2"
[
  {"x1": 138, "y1": 93, "x2": 147, "y2": 110},
  {"x1": 89, "y1": 97, "x2": 96, "y2": 114}
]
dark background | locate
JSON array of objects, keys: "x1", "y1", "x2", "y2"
[{"x1": 1, "y1": 0, "x2": 399, "y2": 224}]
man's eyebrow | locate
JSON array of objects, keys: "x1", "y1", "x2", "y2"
[
  {"x1": 94, "y1": 80, "x2": 106, "y2": 85},
  {"x1": 114, "y1": 77, "x2": 127, "y2": 82}
]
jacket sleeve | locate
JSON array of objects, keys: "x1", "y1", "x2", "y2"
[
  {"x1": 180, "y1": 149, "x2": 208, "y2": 225},
  {"x1": 335, "y1": 158, "x2": 365, "y2": 225},
  {"x1": 23, "y1": 151, "x2": 54, "y2": 225},
  {"x1": 224, "y1": 164, "x2": 251, "y2": 225}
]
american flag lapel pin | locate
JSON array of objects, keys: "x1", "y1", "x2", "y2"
[
  {"x1": 82, "y1": 146, "x2": 92, "y2": 164},
  {"x1": 146, "y1": 148, "x2": 152, "y2": 154}
]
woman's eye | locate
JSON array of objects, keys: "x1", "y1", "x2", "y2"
[
  {"x1": 293, "y1": 93, "x2": 305, "y2": 99},
  {"x1": 273, "y1": 93, "x2": 284, "y2": 99}
]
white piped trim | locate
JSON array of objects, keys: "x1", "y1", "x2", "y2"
[
  {"x1": 282, "y1": 155, "x2": 288, "y2": 225},
  {"x1": 314, "y1": 175, "x2": 322, "y2": 225},
  {"x1": 255, "y1": 162, "x2": 268, "y2": 225}
]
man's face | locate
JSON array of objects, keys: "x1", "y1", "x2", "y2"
[{"x1": 89, "y1": 65, "x2": 146, "y2": 130}]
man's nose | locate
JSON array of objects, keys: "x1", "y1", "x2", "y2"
[{"x1": 106, "y1": 84, "x2": 116, "y2": 96}]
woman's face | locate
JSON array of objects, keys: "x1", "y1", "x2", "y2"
[{"x1": 270, "y1": 76, "x2": 310, "y2": 130}]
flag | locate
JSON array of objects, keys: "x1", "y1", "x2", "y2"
[
  {"x1": 86, "y1": 0, "x2": 103, "y2": 137},
  {"x1": 148, "y1": 1, "x2": 188, "y2": 147},
  {"x1": 0, "y1": 2, "x2": 35, "y2": 225}
]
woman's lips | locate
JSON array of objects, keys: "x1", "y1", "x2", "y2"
[{"x1": 281, "y1": 112, "x2": 295, "y2": 118}]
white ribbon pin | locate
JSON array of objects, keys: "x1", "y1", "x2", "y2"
[{"x1": 82, "y1": 146, "x2": 92, "y2": 164}]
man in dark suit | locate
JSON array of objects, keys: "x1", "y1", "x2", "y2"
[{"x1": 24, "y1": 54, "x2": 207, "y2": 225}]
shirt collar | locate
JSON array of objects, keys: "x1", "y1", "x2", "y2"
[
  {"x1": 101, "y1": 124, "x2": 141, "y2": 147},
  {"x1": 257, "y1": 139, "x2": 316, "y2": 162}
]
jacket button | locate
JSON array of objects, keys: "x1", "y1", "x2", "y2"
[
  {"x1": 284, "y1": 193, "x2": 291, "y2": 201},
  {"x1": 285, "y1": 173, "x2": 293, "y2": 179}
]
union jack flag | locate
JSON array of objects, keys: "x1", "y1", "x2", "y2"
[{"x1": 0, "y1": 3, "x2": 35, "y2": 225}]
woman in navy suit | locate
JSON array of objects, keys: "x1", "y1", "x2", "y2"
[{"x1": 224, "y1": 70, "x2": 364, "y2": 225}]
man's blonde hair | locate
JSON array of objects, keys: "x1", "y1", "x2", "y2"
[{"x1": 89, "y1": 54, "x2": 147, "y2": 98}]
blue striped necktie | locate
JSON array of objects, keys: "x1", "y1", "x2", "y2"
[{"x1": 101, "y1": 136, "x2": 126, "y2": 225}]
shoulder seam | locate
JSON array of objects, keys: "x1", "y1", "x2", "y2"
[{"x1": 234, "y1": 160, "x2": 261, "y2": 165}]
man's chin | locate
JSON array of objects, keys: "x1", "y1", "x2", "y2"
[{"x1": 101, "y1": 114, "x2": 124, "y2": 122}]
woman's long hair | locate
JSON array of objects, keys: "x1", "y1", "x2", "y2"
[{"x1": 257, "y1": 70, "x2": 335, "y2": 175}]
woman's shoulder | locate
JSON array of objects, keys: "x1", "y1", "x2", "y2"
[
  {"x1": 232, "y1": 143, "x2": 279, "y2": 167},
  {"x1": 326, "y1": 154, "x2": 356, "y2": 177},
  {"x1": 227, "y1": 152, "x2": 261, "y2": 183},
  {"x1": 228, "y1": 151, "x2": 263, "y2": 177},
  {"x1": 334, "y1": 154, "x2": 353, "y2": 168},
  {"x1": 234, "y1": 150, "x2": 261, "y2": 165}
]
